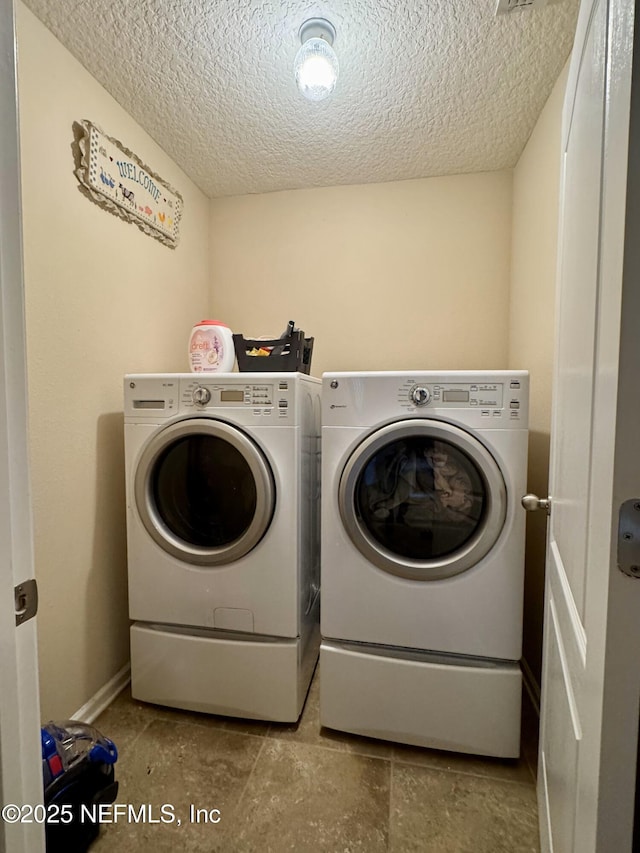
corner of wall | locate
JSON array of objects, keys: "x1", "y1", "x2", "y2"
[{"x1": 508, "y1": 57, "x2": 570, "y2": 691}]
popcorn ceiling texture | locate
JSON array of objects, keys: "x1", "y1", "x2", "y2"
[{"x1": 22, "y1": 0, "x2": 579, "y2": 198}]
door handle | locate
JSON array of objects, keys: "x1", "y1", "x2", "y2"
[{"x1": 521, "y1": 494, "x2": 551, "y2": 515}]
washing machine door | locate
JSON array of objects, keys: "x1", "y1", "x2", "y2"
[
  {"x1": 339, "y1": 420, "x2": 507, "y2": 580},
  {"x1": 134, "y1": 418, "x2": 275, "y2": 566}
]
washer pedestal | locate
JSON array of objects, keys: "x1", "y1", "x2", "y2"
[
  {"x1": 130, "y1": 608, "x2": 319, "y2": 722},
  {"x1": 320, "y1": 641, "x2": 522, "y2": 758}
]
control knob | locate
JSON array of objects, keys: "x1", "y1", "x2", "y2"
[
  {"x1": 192, "y1": 386, "x2": 211, "y2": 406},
  {"x1": 410, "y1": 385, "x2": 431, "y2": 407}
]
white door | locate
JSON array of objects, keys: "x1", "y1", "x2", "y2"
[
  {"x1": 537, "y1": 0, "x2": 640, "y2": 850},
  {"x1": 0, "y1": 0, "x2": 45, "y2": 850}
]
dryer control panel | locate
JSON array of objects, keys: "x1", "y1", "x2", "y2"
[
  {"x1": 401, "y1": 378, "x2": 524, "y2": 421},
  {"x1": 322, "y1": 371, "x2": 529, "y2": 429},
  {"x1": 404, "y1": 381, "x2": 504, "y2": 409}
]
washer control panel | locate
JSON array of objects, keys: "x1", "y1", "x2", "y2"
[
  {"x1": 181, "y1": 379, "x2": 293, "y2": 418},
  {"x1": 185, "y1": 382, "x2": 275, "y2": 406},
  {"x1": 125, "y1": 376, "x2": 305, "y2": 422}
]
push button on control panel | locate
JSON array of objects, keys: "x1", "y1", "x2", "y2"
[
  {"x1": 250, "y1": 385, "x2": 272, "y2": 405},
  {"x1": 510, "y1": 400, "x2": 520, "y2": 409}
]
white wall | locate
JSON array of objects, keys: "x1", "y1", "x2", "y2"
[
  {"x1": 509, "y1": 61, "x2": 569, "y2": 689},
  {"x1": 209, "y1": 172, "x2": 513, "y2": 375},
  {"x1": 16, "y1": 3, "x2": 210, "y2": 720}
]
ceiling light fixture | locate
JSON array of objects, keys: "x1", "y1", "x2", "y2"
[{"x1": 294, "y1": 18, "x2": 339, "y2": 102}]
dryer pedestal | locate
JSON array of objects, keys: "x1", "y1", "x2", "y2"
[
  {"x1": 130, "y1": 596, "x2": 319, "y2": 723},
  {"x1": 320, "y1": 641, "x2": 522, "y2": 758}
]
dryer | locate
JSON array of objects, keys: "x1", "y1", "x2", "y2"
[
  {"x1": 124, "y1": 373, "x2": 321, "y2": 721},
  {"x1": 320, "y1": 370, "x2": 528, "y2": 757}
]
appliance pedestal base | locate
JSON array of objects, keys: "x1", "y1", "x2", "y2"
[
  {"x1": 130, "y1": 616, "x2": 319, "y2": 722},
  {"x1": 320, "y1": 640, "x2": 522, "y2": 758}
]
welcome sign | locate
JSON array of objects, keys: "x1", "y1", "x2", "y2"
[{"x1": 73, "y1": 120, "x2": 183, "y2": 248}]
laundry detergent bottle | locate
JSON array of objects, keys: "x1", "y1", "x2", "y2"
[{"x1": 188, "y1": 320, "x2": 235, "y2": 372}]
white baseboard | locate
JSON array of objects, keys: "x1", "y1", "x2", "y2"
[{"x1": 71, "y1": 663, "x2": 131, "y2": 724}]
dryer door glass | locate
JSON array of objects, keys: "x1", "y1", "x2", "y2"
[
  {"x1": 152, "y1": 435, "x2": 257, "y2": 547},
  {"x1": 339, "y1": 420, "x2": 507, "y2": 581},
  {"x1": 135, "y1": 419, "x2": 275, "y2": 566},
  {"x1": 355, "y1": 437, "x2": 486, "y2": 560}
]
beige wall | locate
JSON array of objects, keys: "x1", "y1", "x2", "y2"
[
  {"x1": 15, "y1": 0, "x2": 568, "y2": 717},
  {"x1": 509, "y1": 61, "x2": 569, "y2": 691},
  {"x1": 210, "y1": 126, "x2": 569, "y2": 694},
  {"x1": 16, "y1": 3, "x2": 210, "y2": 720},
  {"x1": 209, "y1": 172, "x2": 513, "y2": 374}
]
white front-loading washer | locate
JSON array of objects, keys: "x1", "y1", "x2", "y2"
[
  {"x1": 320, "y1": 370, "x2": 528, "y2": 757},
  {"x1": 124, "y1": 372, "x2": 320, "y2": 721}
]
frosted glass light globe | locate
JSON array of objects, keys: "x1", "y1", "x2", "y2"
[{"x1": 294, "y1": 37, "x2": 339, "y2": 102}]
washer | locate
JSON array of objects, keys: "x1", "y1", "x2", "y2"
[
  {"x1": 320, "y1": 370, "x2": 528, "y2": 757},
  {"x1": 124, "y1": 372, "x2": 321, "y2": 722}
]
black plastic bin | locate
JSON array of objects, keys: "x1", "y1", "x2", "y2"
[{"x1": 233, "y1": 330, "x2": 314, "y2": 373}]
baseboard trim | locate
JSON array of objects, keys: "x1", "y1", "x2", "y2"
[
  {"x1": 71, "y1": 663, "x2": 131, "y2": 724},
  {"x1": 521, "y1": 656, "x2": 541, "y2": 715}
]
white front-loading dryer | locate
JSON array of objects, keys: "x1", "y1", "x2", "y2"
[
  {"x1": 124, "y1": 373, "x2": 320, "y2": 721},
  {"x1": 320, "y1": 371, "x2": 529, "y2": 757}
]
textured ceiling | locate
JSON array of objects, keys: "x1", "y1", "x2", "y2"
[{"x1": 22, "y1": 0, "x2": 579, "y2": 198}]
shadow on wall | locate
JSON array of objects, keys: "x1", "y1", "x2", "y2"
[
  {"x1": 84, "y1": 412, "x2": 130, "y2": 701},
  {"x1": 522, "y1": 428, "x2": 551, "y2": 698}
]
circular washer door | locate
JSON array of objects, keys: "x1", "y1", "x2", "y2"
[
  {"x1": 135, "y1": 418, "x2": 275, "y2": 566},
  {"x1": 339, "y1": 420, "x2": 507, "y2": 581}
]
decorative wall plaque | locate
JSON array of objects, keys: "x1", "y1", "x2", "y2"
[{"x1": 72, "y1": 120, "x2": 183, "y2": 248}]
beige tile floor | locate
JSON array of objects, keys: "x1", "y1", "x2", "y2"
[{"x1": 91, "y1": 666, "x2": 540, "y2": 852}]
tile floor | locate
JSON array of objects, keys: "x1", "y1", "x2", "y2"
[{"x1": 91, "y1": 667, "x2": 540, "y2": 852}]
